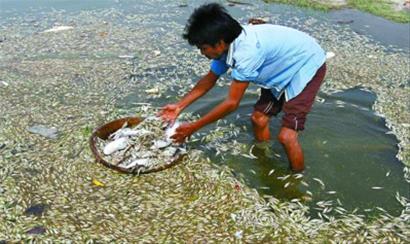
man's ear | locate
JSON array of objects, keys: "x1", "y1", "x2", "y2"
[{"x1": 217, "y1": 40, "x2": 228, "y2": 51}]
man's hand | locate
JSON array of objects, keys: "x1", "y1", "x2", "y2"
[
  {"x1": 171, "y1": 123, "x2": 196, "y2": 143},
  {"x1": 158, "y1": 103, "x2": 182, "y2": 124}
]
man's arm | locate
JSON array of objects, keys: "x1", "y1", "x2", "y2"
[
  {"x1": 177, "y1": 70, "x2": 219, "y2": 110},
  {"x1": 159, "y1": 71, "x2": 219, "y2": 123},
  {"x1": 172, "y1": 80, "x2": 249, "y2": 143}
]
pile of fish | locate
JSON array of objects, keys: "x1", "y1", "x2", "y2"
[{"x1": 96, "y1": 117, "x2": 186, "y2": 173}]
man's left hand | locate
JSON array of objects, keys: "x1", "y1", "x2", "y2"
[{"x1": 171, "y1": 123, "x2": 197, "y2": 143}]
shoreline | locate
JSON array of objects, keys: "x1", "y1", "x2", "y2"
[{"x1": 263, "y1": 0, "x2": 410, "y2": 23}]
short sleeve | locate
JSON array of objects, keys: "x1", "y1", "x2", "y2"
[
  {"x1": 231, "y1": 43, "x2": 265, "y2": 81},
  {"x1": 210, "y1": 59, "x2": 229, "y2": 76}
]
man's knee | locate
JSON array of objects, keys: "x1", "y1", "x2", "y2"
[
  {"x1": 251, "y1": 112, "x2": 269, "y2": 128},
  {"x1": 277, "y1": 127, "x2": 298, "y2": 145}
]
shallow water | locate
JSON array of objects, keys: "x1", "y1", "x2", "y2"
[
  {"x1": 122, "y1": 81, "x2": 408, "y2": 215},
  {"x1": 114, "y1": 1, "x2": 408, "y2": 216},
  {"x1": 328, "y1": 9, "x2": 410, "y2": 51}
]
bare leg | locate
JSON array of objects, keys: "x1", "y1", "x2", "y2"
[
  {"x1": 277, "y1": 126, "x2": 304, "y2": 172},
  {"x1": 251, "y1": 111, "x2": 271, "y2": 141}
]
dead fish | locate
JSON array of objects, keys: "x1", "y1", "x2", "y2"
[
  {"x1": 118, "y1": 55, "x2": 135, "y2": 59},
  {"x1": 103, "y1": 137, "x2": 128, "y2": 155},
  {"x1": 313, "y1": 178, "x2": 325, "y2": 189},
  {"x1": 162, "y1": 146, "x2": 178, "y2": 157},
  {"x1": 326, "y1": 51, "x2": 336, "y2": 60},
  {"x1": 152, "y1": 139, "x2": 171, "y2": 149},
  {"x1": 122, "y1": 158, "x2": 150, "y2": 169},
  {"x1": 247, "y1": 145, "x2": 258, "y2": 159},
  {"x1": 145, "y1": 87, "x2": 160, "y2": 94},
  {"x1": 42, "y1": 26, "x2": 74, "y2": 33},
  {"x1": 110, "y1": 128, "x2": 151, "y2": 140},
  {"x1": 241, "y1": 153, "x2": 257, "y2": 159},
  {"x1": 165, "y1": 121, "x2": 180, "y2": 140}
]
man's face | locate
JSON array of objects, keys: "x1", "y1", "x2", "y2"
[{"x1": 197, "y1": 41, "x2": 227, "y2": 60}]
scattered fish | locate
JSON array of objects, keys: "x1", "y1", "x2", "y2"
[
  {"x1": 234, "y1": 230, "x2": 243, "y2": 239},
  {"x1": 145, "y1": 87, "x2": 160, "y2": 94},
  {"x1": 118, "y1": 55, "x2": 135, "y2": 59},
  {"x1": 313, "y1": 178, "x2": 325, "y2": 189},
  {"x1": 27, "y1": 124, "x2": 59, "y2": 139},
  {"x1": 42, "y1": 26, "x2": 74, "y2": 33},
  {"x1": 326, "y1": 51, "x2": 336, "y2": 60}
]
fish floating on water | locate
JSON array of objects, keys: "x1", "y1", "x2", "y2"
[
  {"x1": 326, "y1": 51, "x2": 336, "y2": 60},
  {"x1": 42, "y1": 26, "x2": 74, "y2": 33}
]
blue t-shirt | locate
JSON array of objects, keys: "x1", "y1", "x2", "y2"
[{"x1": 210, "y1": 24, "x2": 326, "y2": 101}]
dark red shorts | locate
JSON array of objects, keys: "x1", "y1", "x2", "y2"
[{"x1": 254, "y1": 63, "x2": 327, "y2": 131}]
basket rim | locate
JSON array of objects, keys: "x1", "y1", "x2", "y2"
[{"x1": 89, "y1": 116, "x2": 185, "y2": 174}]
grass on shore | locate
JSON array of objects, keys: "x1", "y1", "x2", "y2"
[{"x1": 263, "y1": 0, "x2": 410, "y2": 23}]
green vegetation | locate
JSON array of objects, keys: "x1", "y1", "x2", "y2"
[
  {"x1": 264, "y1": 0, "x2": 410, "y2": 23},
  {"x1": 81, "y1": 125, "x2": 93, "y2": 137}
]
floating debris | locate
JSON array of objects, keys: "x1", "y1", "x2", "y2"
[
  {"x1": 24, "y1": 204, "x2": 47, "y2": 217},
  {"x1": 26, "y1": 226, "x2": 46, "y2": 235},
  {"x1": 92, "y1": 178, "x2": 105, "y2": 187}
]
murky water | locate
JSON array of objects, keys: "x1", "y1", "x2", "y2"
[
  {"x1": 1, "y1": 0, "x2": 409, "y2": 233},
  {"x1": 122, "y1": 78, "x2": 408, "y2": 215},
  {"x1": 114, "y1": 1, "x2": 408, "y2": 216}
]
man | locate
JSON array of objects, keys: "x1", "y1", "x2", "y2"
[{"x1": 159, "y1": 3, "x2": 326, "y2": 172}]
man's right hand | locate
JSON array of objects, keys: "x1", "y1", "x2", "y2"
[{"x1": 158, "y1": 103, "x2": 182, "y2": 124}]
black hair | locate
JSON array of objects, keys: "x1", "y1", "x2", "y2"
[{"x1": 183, "y1": 3, "x2": 243, "y2": 46}]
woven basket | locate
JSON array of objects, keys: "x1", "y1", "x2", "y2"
[{"x1": 89, "y1": 117, "x2": 184, "y2": 174}]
